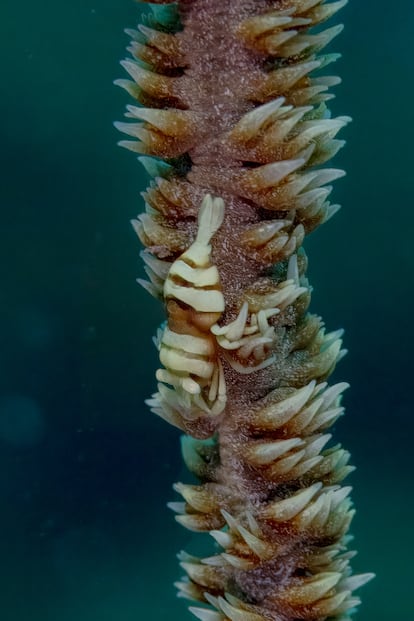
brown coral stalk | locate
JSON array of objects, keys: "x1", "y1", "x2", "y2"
[{"x1": 116, "y1": 1, "x2": 373, "y2": 619}]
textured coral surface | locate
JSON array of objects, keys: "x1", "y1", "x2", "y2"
[{"x1": 116, "y1": 1, "x2": 373, "y2": 620}]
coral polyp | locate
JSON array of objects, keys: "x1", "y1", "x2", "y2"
[{"x1": 116, "y1": 1, "x2": 373, "y2": 619}]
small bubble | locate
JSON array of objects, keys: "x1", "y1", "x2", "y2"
[{"x1": 0, "y1": 395, "x2": 45, "y2": 447}]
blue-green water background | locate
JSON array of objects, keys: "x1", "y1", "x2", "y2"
[{"x1": 0, "y1": 1, "x2": 412, "y2": 619}]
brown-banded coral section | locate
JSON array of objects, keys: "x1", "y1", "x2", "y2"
[{"x1": 116, "y1": 1, "x2": 373, "y2": 620}]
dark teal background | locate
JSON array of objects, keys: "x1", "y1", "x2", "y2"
[{"x1": 0, "y1": 1, "x2": 412, "y2": 619}]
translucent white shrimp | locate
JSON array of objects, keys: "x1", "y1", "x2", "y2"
[{"x1": 155, "y1": 194, "x2": 227, "y2": 417}]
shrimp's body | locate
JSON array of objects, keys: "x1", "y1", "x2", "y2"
[{"x1": 155, "y1": 194, "x2": 227, "y2": 417}]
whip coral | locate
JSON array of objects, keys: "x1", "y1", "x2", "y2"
[{"x1": 116, "y1": 1, "x2": 373, "y2": 619}]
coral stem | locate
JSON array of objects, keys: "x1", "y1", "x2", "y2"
[{"x1": 116, "y1": 1, "x2": 373, "y2": 619}]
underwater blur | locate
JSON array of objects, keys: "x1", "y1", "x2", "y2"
[{"x1": 0, "y1": 1, "x2": 412, "y2": 620}]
